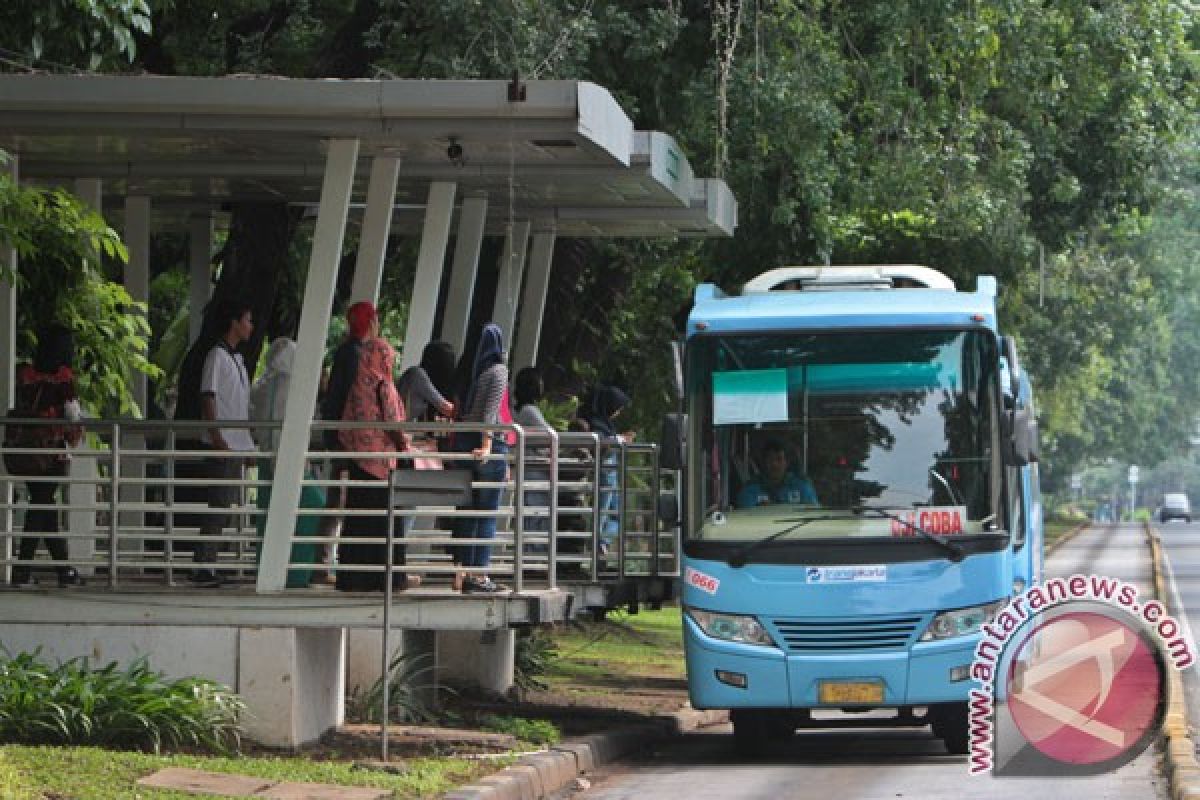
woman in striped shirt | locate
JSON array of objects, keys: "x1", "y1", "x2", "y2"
[{"x1": 450, "y1": 323, "x2": 510, "y2": 593}]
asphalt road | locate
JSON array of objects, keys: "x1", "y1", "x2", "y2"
[{"x1": 571, "y1": 524, "x2": 1164, "y2": 800}]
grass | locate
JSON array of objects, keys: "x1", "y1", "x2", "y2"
[
  {"x1": 544, "y1": 606, "x2": 685, "y2": 688},
  {"x1": 0, "y1": 744, "x2": 495, "y2": 800},
  {"x1": 1044, "y1": 518, "x2": 1083, "y2": 550}
]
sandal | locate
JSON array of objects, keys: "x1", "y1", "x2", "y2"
[
  {"x1": 450, "y1": 571, "x2": 466, "y2": 592},
  {"x1": 462, "y1": 576, "x2": 503, "y2": 594}
]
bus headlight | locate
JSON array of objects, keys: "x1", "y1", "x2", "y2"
[
  {"x1": 920, "y1": 600, "x2": 1008, "y2": 642},
  {"x1": 685, "y1": 607, "x2": 776, "y2": 647}
]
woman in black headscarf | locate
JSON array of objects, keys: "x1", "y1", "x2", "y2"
[{"x1": 449, "y1": 324, "x2": 511, "y2": 593}]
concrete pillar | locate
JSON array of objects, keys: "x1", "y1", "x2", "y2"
[
  {"x1": 437, "y1": 629, "x2": 515, "y2": 697},
  {"x1": 511, "y1": 229, "x2": 556, "y2": 372},
  {"x1": 440, "y1": 192, "x2": 488, "y2": 356},
  {"x1": 188, "y1": 213, "x2": 214, "y2": 344},
  {"x1": 259, "y1": 139, "x2": 360, "y2": 592},
  {"x1": 399, "y1": 182, "x2": 456, "y2": 372},
  {"x1": 238, "y1": 627, "x2": 346, "y2": 748},
  {"x1": 491, "y1": 221, "x2": 531, "y2": 344},
  {"x1": 344, "y1": 627, "x2": 437, "y2": 705},
  {"x1": 348, "y1": 156, "x2": 400, "y2": 306},
  {"x1": 0, "y1": 154, "x2": 16, "y2": 581}
]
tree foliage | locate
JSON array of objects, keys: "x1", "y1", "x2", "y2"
[
  {"x1": 3, "y1": 1, "x2": 1195, "y2": 487},
  {"x1": 0, "y1": 157, "x2": 161, "y2": 415}
]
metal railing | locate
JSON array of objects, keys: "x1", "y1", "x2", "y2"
[{"x1": 0, "y1": 417, "x2": 679, "y2": 592}]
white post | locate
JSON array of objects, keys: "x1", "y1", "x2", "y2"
[
  {"x1": 440, "y1": 192, "x2": 488, "y2": 356},
  {"x1": 491, "y1": 221, "x2": 531, "y2": 345},
  {"x1": 348, "y1": 156, "x2": 400, "y2": 305},
  {"x1": 399, "y1": 182, "x2": 456, "y2": 372},
  {"x1": 188, "y1": 214, "x2": 214, "y2": 344},
  {"x1": 0, "y1": 153, "x2": 17, "y2": 412},
  {"x1": 511, "y1": 228, "x2": 556, "y2": 372},
  {"x1": 258, "y1": 139, "x2": 360, "y2": 592},
  {"x1": 124, "y1": 196, "x2": 151, "y2": 415},
  {"x1": 69, "y1": 179, "x2": 104, "y2": 574},
  {"x1": 0, "y1": 154, "x2": 16, "y2": 580}
]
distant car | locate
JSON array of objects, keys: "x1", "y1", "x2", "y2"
[{"x1": 1160, "y1": 493, "x2": 1191, "y2": 523}]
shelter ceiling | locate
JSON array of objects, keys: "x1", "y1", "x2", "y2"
[{"x1": 0, "y1": 75, "x2": 734, "y2": 237}]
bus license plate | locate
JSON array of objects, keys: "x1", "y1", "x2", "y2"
[{"x1": 818, "y1": 680, "x2": 884, "y2": 704}]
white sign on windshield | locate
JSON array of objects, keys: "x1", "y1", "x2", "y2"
[{"x1": 712, "y1": 368, "x2": 788, "y2": 425}]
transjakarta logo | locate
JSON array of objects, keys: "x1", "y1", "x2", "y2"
[
  {"x1": 806, "y1": 565, "x2": 887, "y2": 584},
  {"x1": 967, "y1": 574, "x2": 1193, "y2": 777}
]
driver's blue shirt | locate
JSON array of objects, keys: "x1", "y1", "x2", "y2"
[{"x1": 737, "y1": 473, "x2": 818, "y2": 508}]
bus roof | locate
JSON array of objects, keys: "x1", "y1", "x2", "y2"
[{"x1": 687, "y1": 281, "x2": 998, "y2": 336}]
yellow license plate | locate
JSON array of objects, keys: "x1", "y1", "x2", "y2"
[{"x1": 818, "y1": 680, "x2": 884, "y2": 704}]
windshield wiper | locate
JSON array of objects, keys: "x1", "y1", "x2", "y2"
[
  {"x1": 852, "y1": 505, "x2": 966, "y2": 563},
  {"x1": 929, "y1": 468, "x2": 963, "y2": 506},
  {"x1": 728, "y1": 515, "x2": 837, "y2": 569}
]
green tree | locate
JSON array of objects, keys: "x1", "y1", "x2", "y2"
[
  {"x1": 0, "y1": 152, "x2": 161, "y2": 415},
  {"x1": 0, "y1": 0, "x2": 152, "y2": 71}
]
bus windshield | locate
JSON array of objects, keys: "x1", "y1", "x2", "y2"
[{"x1": 686, "y1": 329, "x2": 1003, "y2": 543}]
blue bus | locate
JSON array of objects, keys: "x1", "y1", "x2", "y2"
[{"x1": 664, "y1": 265, "x2": 1041, "y2": 754}]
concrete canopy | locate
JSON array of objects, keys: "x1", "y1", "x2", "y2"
[{"x1": 0, "y1": 74, "x2": 735, "y2": 237}]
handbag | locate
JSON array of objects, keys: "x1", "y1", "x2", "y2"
[{"x1": 409, "y1": 435, "x2": 443, "y2": 471}]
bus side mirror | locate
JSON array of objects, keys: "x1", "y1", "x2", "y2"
[
  {"x1": 660, "y1": 413, "x2": 687, "y2": 470},
  {"x1": 1005, "y1": 406, "x2": 1039, "y2": 466}
]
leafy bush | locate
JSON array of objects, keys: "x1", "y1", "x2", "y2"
[
  {"x1": 345, "y1": 651, "x2": 445, "y2": 725},
  {"x1": 476, "y1": 714, "x2": 560, "y2": 747},
  {"x1": 0, "y1": 650, "x2": 243, "y2": 754}
]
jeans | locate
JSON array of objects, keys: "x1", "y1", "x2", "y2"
[{"x1": 452, "y1": 438, "x2": 508, "y2": 569}]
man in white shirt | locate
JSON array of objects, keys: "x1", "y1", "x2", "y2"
[{"x1": 192, "y1": 301, "x2": 255, "y2": 587}]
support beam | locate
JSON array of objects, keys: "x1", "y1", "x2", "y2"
[
  {"x1": 348, "y1": 156, "x2": 400, "y2": 306},
  {"x1": 188, "y1": 214, "x2": 214, "y2": 343},
  {"x1": 123, "y1": 195, "x2": 151, "y2": 414},
  {"x1": 440, "y1": 192, "x2": 488, "y2": 356},
  {"x1": 511, "y1": 228, "x2": 556, "y2": 372},
  {"x1": 259, "y1": 138, "x2": 359, "y2": 592},
  {"x1": 399, "y1": 181, "x2": 456, "y2": 372},
  {"x1": 491, "y1": 221, "x2": 531, "y2": 344}
]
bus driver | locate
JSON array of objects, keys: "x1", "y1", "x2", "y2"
[{"x1": 737, "y1": 440, "x2": 818, "y2": 508}]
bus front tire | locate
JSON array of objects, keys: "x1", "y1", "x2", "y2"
[{"x1": 929, "y1": 702, "x2": 969, "y2": 754}]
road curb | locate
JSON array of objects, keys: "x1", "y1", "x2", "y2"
[
  {"x1": 1147, "y1": 523, "x2": 1200, "y2": 800},
  {"x1": 441, "y1": 707, "x2": 729, "y2": 799}
]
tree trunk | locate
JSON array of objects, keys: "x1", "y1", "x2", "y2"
[{"x1": 210, "y1": 203, "x2": 302, "y2": 375}]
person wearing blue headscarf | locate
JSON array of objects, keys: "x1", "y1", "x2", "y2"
[{"x1": 451, "y1": 323, "x2": 510, "y2": 593}]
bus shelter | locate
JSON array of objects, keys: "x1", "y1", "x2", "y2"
[{"x1": 0, "y1": 74, "x2": 735, "y2": 745}]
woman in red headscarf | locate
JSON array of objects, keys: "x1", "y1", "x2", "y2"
[{"x1": 334, "y1": 336, "x2": 417, "y2": 592}]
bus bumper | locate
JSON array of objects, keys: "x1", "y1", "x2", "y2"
[{"x1": 686, "y1": 626, "x2": 979, "y2": 710}]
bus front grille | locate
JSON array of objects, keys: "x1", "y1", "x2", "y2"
[{"x1": 770, "y1": 616, "x2": 925, "y2": 652}]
